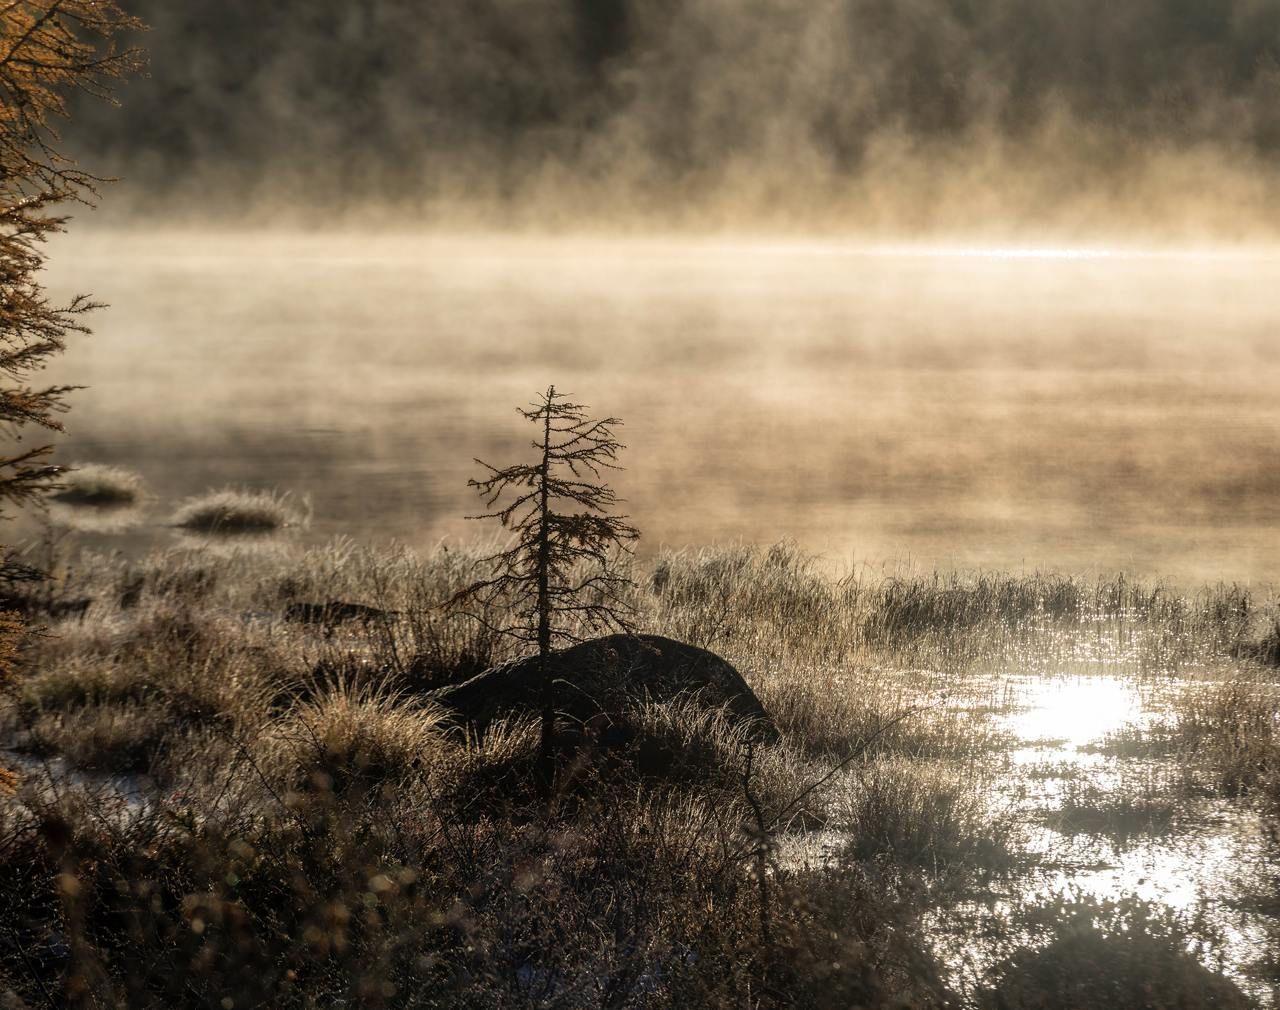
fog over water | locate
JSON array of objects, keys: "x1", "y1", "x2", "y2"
[
  {"x1": 33, "y1": 0, "x2": 1280, "y2": 582},
  {"x1": 41, "y1": 231, "x2": 1280, "y2": 583}
]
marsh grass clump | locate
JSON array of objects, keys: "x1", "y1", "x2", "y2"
[
  {"x1": 647, "y1": 544, "x2": 856, "y2": 676},
  {"x1": 1229, "y1": 856, "x2": 1280, "y2": 991},
  {"x1": 428, "y1": 714, "x2": 544, "y2": 809},
  {"x1": 585, "y1": 696, "x2": 809, "y2": 811},
  {"x1": 1172, "y1": 675, "x2": 1280, "y2": 798},
  {"x1": 1241, "y1": 618, "x2": 1280, "y2": 668},
  {"x1": 25, "y1": 701, "x2": 176, "y2": 773},
  {"x1": 431, "y1": 697, "x2": 814, "y2": 823},
  {"x1": 837, "y1": 758, "x2": 1016, "y2": 876},
  {"x1": 263, "y1": 686, "x2": 449, "y2": 793},
  {"x1": 974, "y1": 895, "x2": 1257, "y2": 1010},
  {"x1": 597, "y1": 695, "x2": 757, "y2": 781},
  {"x1": 766, "y1": 861, "x2": 954, "y2": 1008},
  {"x1": 49, "y1": 463, "x2": 145, "y2": 508},
  {"x1": 1045, "y1": 776, "x2": 1181, "y2": 842},
  {"x1": 10, "y1": 655, "x2": 252, "y2": 782},
  {"x1": 858, "y1": 572, "x2": 1257, "y2": 675},
  {"x1": 865, "y1": 572, "x2": 1086, "y2": 640},
  {"x1": 644, "y1": 547, "x2": 1257, "y2": 688},
  {"x1": 1082, "y1": 720, "x2": 1187, "y2": 760},
  {"x1": 172, "y1": 487, "x2": 309, "y2": 535},
  {"x1": 764, "y1": 679, "x2": 1004, "y2": 762},
  {"x1": 12, "y1": 656, "x2": 155, "y2": 716},
  {"x1": 5, "y1": 603, "x2": 301, "y2": 783}
]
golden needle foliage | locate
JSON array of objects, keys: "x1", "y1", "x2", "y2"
[
  {"x1": 0, "y1": 3, "x2": 143, "y2": 771},
  {"x1": 0, "y1": 1, "x2": 143, "y2": 507}
]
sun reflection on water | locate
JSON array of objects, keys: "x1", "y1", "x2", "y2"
[
  {"x1": 963, "y1": 670, "x2": 1277, "y2": 1001},
  {"x1": 1000, "y1": 674, "x2": 1147, "y2": 754}
]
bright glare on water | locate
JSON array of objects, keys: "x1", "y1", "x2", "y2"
[
  {"x1": 928, "y1": 670, "x2": 1278, "y2": 1001},
  {"x1": 1002, "y1": 675, "x2": 1145, "y2": 753}
]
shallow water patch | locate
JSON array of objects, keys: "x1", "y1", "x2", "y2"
[{"x1": 940, "y1": 668, "x2": 1280, "y2": 1001}]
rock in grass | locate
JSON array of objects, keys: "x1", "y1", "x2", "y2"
[
  {"x1": 172, "y1": 488, "x2": 307, "y2": 535},
  {"x1": 429, "y1": 633, "x2": 777, "y2": 740},
  {"x1": 49, "y1": 463, "x2": 144, "y2": 507}
]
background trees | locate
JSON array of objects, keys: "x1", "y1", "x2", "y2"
[{"x1": 57, "y1": 0, "x2": 1280, "y2": 214}]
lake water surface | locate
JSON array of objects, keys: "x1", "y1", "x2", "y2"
[{"x1": 39, "y1": 232, "x2": 1280, "y2": 582}]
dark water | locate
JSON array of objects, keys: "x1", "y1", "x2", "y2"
[{"x1": 35, "y1": 232, "x2": 1280, "y2": 582}]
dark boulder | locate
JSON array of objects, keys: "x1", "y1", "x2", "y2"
[{"x1": 429, "y1": 634, "x2": 776, "y2": 740}]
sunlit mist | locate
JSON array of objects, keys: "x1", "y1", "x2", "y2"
[
  {"x1": 41, "y1": 231, "x2": 1280, "y2": 585},
  {"x1": 6, "y1": 2, "x2": 1280, "y2": 1007}
]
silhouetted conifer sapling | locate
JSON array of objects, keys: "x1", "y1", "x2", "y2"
[{"x1": 454, "y1": 385, "x2": 639, "y2": 788}]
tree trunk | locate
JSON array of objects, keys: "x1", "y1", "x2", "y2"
[{"x1": 536, "y1": 388, "x2": 555, "y2": 791}]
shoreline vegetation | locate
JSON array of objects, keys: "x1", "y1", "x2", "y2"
[
  {"x1": 48, "y1": 465, "x2": 146, "y2": 510},
  {"x1": 171, "y1": 487, "x2": 311, "y2": 535},
  {"x1": 1, "y1": 536, "x2": 1277, "y2": 1007}
]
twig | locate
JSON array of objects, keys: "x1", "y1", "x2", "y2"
[{"x1": 742, "y1": 742, "x2": 773, "y2": 950}]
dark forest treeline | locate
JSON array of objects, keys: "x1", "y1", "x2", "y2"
[{"x1": 74, "y1": 0, "x2": 1280, "y2": 210}]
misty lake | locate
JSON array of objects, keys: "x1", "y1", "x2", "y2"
[
  {"x1": 40, "y1": 232, "x2": 1280, "y2": 583},
  {"x1": 10, "y1": 230, "x2": 1280, "y2": 1003}
]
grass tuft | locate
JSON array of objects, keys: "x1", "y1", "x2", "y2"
[
  {"x1": 1045, "y1": 777, "x2": 1180, "y2": 841},
  {"x1": 172, "y1": 487, "x2": 309, "y2": 534},
  {"x1": 837, "y1": 757, "x2": 1016, "y2": 874},
  {"x1": 49, "y1": 463, "x2": 144, "y2": 507},
  {"x1": 1172, "y1": 674, "x2": 1280, "y2": 798},
  {"x1": 262, "y1": 685, "x2": 448, "y2": 792},
  {"x1": 27, "y1": 702, "x2": 173, "y2": 773},
  {"x1": 974, "y1": 895, "x2": 1257, "y2": 1010},
  {"x1": 1243, "y1": 619, "x2": 1280, "y2": 667}
]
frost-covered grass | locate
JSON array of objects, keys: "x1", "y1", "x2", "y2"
[
  {"x1": 0, "y1": 540, "x2": 1276, "y2": 1008},
  {"x1": 172, "y1": 487, "x2": 309, "y2": 534},
  {"x1": 49, "y1": 463, "x2": 145, "y2": 507}
]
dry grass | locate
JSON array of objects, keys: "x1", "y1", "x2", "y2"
[
  {"x1": 49, "y1": 463, "x2": 145, "y2": 507},
  {"x1": 261, "y1": 685, "x2": 450, "y2": 792},
  {"x1": 1170, "y1": 673, "x2": 1280, "y2": 800},
  {"x1": 0, "y1": 539, "x2": 1273, "y2": 1008},
  {"x1": 26, "y1": 702, "x2": 175, "y2": 773},
  {"x1": 973, "y1": 895, "x2": 1257, "y2": 1010},
  {"x1": 836, "y1": 757, "x2": 1016, "y2": 873},
  {"x1": 1044, "y1": 774, "x2": 1182, "y2": 841},
  {"x1": 172, "y1": 487, "x2": 310, "y2": 534}
]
